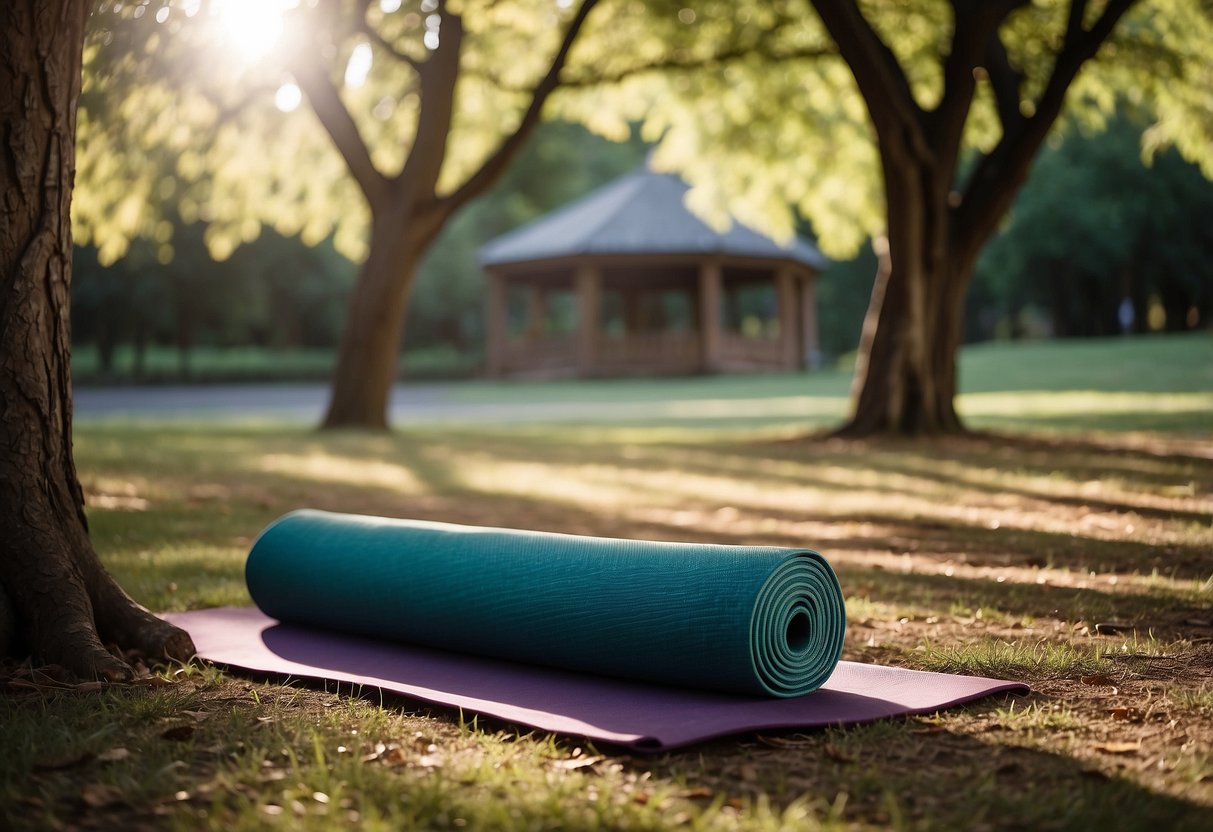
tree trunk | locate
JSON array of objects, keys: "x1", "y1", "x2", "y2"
[
  {"x1": 321, "y1": 204, "x2": 431, "y2": 429},
  {"x1": 0, "y1": 0, "x2": 194, "y2": 678},
  {"x1": 837, "y1": 146, "x2": 970, "y2": 437}
]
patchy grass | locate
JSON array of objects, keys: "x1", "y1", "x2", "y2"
[
  {"x1": 916, "y1": 639, "x2": 1114, "y2": 680},
  {"x1": 5, "y1": 338, "x2": 1213, "y2": 830}
]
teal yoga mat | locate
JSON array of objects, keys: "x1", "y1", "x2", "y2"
[{"x1": 246, "y1": 510, "x2": 846, "y2": 698}]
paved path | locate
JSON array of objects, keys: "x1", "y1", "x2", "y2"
[
  {"x1": 72, "y1": 383, "x2": 828, "y2": 426},
  {"x1": 73, "y1": 383, "x2": 540, "y2": 424},
  {"x1": 71, "y1": 384, "x2": 668, "y2": 425}
]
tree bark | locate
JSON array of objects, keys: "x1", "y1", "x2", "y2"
[
  {"x1": 838, "y1": 144, "x2": 970, "y2": 436},
  {"x1": 321, "y1": 203, "x2": 434, "y2": 429},
  {"x1": 300, "y1": 0, "x2": 600, "y2": 429},
  {"x1": 0, "y1": 0, "x2": 194, "y2": 678},
  {"x1": 814, "y1": 0, "x2": 1137, "y2": 438}
]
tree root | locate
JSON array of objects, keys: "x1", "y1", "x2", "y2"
[
  {"x1": 93, "y1": 581, "x2": 196, "y2": 666},
  {"x1": 1, "y1": 525, "x2": 196, "y2": 682}
]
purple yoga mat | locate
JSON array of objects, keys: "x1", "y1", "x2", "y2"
[{"x1": 166, "y1": 608, "x2": 1028, "y2": 751}]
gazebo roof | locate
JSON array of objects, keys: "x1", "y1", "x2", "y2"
[{"x1": 478, "y1": 168, "x2": 827, "y2": 270}]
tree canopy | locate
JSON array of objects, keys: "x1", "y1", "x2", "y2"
[
  {"x1": 70, "y1": 0, "x2": 1213, "y2": 434},
  {"x1": 580, "y1": 0, "x2": 1213, "y2": 260},
  {"x1": 74, "y1": 0, "x2": 658, "y2": 265},
  {"x1": 75, "y1": 0, "x2": 1213, "y2": 279}
]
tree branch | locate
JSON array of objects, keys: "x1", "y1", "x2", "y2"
[
  {"x1": 984, "y1": 29, "x2": 1025, "y2": 133},
  {"x1": 928, "y1": 0, "x2": 1026, "y2": 154},
  {"x1": 396, "y1": 4, "x2": 465, "y2": 200},
  {"x1": 810, "y1": 0, "x2": 928, "y2": 159},
  {"x1": 291, "y1": 59, "x2": 388, "y2": 207},
  {"x1": 957, "y1": 0, "x2": 1139, "y2": 258},
  {"x1": 441, "y1": 0, "x2": 601, "y2": 213},
  {"x1": 1065, "y1": 0, "x2": 1090, "y2": 49}
]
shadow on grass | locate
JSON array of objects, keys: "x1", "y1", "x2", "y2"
[
  {"x1": 644, "y1": 715, "x2": 1213, "y2": 832},
  {"x1": 180, "y1": 427, "x2": 1211, "y2": 585},
  {"x1": 973, "y1": 409, "x2": 1213, "y2": 436}
]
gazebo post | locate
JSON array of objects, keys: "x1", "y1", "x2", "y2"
[
  {"x1": 575, "y1": 263, "x2": 601, "y2": 376},
  {"x1": 485, "y1": 270, "x2": 508, "y2": 377},
  {"x1": 776, "y1": 266, "x2": 799, "y2": 369},
  {"x1": 698, "y1": 260, "x2": 723, "y2": 371},
  {"x1": 800, "y1": 271, "x2": 821, "y2": 368}
]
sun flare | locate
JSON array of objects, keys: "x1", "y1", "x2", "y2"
[{"x1": 212, "y1": 0, "x2": 295, "y2": 62}]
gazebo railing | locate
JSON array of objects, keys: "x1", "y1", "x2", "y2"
[
  {"x1": 501, "y1": 334, "x2": 578, "y2": 374},
  {"x1": 718, "y1": 334, "x2": 785, "y2": 369},
  {"x1": 596, "y1": 332, "x2": 701, "y2": 372},
  {"x1": 495, "y1": 331, "x2": 789, "y2": 376}
]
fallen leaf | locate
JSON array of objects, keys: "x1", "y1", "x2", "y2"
[
  {"x1": 1107, "y1": 708, "x2": 1132, "y2": 721},
  {"x1": 1093, "y1": 741, "x2": 1140, "y2": 755},
  {"x1": 80, "y1": 783, "x2": 123, "y2": 809},
  {"x1": 1080, "y1": 674, "x2": 1117, "y2": 687},
  {"x1": 738, "y1": 764, "x2": 758, "y2": 782},
  {"x1": 160, "y1": 725, "x2": 195, "y2": 741},
  {"x1": 96, "y1": 747, "x2": 130, "y2": 763}
]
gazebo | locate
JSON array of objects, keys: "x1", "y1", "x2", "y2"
[{"x1": 478, "y1": 168, "x2": 827, "y2": 378}]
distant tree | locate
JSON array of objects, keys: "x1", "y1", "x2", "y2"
[
  {"x1": 598, "y1": 0, "x2": 1213, "y2": 435},
  {"x1": 0, "y1": 0, "x2": 193, "y2": 678},
  {"x1": 975, "y1": 112, "x2": 1213, "y2": 337},
  {"x1": 78, "y1": 0, "x2": 623, "y2": 428}
]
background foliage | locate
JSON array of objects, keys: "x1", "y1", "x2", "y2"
[{"x1": 69, "y1": 1, "x2": 1213, "y2": 382}]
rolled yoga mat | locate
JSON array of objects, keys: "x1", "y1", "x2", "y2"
[{"x1": 245, "y1": 509, "x2": 847, "y2": 698}]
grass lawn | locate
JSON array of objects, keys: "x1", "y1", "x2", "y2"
[{"x1": 3, "y1": 334, "x2": 1212, "y2": 830}]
